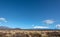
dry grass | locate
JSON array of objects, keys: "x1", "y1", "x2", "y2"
[{"x1": 0, "y1": 30, "x2": 59, "y2": 37}]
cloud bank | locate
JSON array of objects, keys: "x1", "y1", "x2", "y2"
[
  {"x1": 43, "y1": 19, "x2": 55, "y2": 24},
  {"x1": 33, "y1": 26, "x2": 49, "y2": 29},
  {"x1": 56, "y1": 24, "x2": 60, "y2": 29}
]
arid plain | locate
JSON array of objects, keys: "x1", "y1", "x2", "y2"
[{"x1": 0, "y1": 29, "x2": 59, "y2": 37}]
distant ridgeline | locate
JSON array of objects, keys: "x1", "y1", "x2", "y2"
[{"x1": 0, "y1": 26, "x2": 60, "y2": 31}]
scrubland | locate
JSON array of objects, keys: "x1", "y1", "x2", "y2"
[{"x1": 0, "y1": 30, "x2": 60, "y2": 37}]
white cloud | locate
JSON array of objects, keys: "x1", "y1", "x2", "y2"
[
  {"x1": 33, "y1": 26, "x2": 49, "y2": 29},
  {"x1": 43, "y1": 20, "x2": 55, "y2": 24},
  {"x1": 0, "y1": 18, "x2": 7, "y2": 22},
  {"x1": 56, "y1": 24, "x2": 60, "y2": 29}
]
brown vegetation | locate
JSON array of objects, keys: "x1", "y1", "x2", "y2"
[{"x1": 0, "y1": 30, "x2": 59, "y2": 37}]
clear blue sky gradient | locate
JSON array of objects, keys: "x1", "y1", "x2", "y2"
[{"x1": 0, "y1": 0, "x2": 60, "y2": 29}]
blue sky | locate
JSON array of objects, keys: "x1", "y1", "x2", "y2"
[{"x1": 0, "y1": 0, "x2": 60, "y2": 29}]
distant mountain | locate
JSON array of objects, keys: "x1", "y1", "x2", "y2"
[
  {"x1": 0, "y1": 26, "x2": 60, "y2": 30},
  {"x1": 0, "y1": 26, "x2": 21, "y2": 30},
  {"x1": 0, "y1": 26, "x2": 11, "y2": 30},
  {"x1": 13, "y1": 28, "x2": 21, "y2": 30}
]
